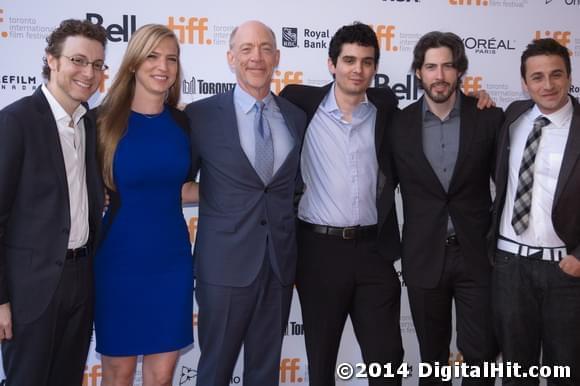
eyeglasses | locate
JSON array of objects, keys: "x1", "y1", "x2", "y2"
[{"x1": 62, "y1": 55, "x2": 109, "y2": 71}]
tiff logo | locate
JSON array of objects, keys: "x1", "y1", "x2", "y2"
[{"x1": 461, "y1": 76, "x2": 483, "y2": 95}]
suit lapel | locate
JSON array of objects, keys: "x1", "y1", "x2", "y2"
[
  {"x1": 368, "y1": 92, "x2": 386, "y2": 157},
  {"x1": 449, "y1": 95, "x2": 476, "y2": 191},
  {"x1": 554, "y1": 103, "x2": 580, "y2": 204},
  {"x1": 217, "y1": 90, "x2": 261, "y2": 181}
]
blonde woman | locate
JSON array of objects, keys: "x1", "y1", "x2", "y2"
[{"x1": 95, "y1": 24, "x2": 193, "y2": 386}]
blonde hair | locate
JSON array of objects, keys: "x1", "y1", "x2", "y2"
[{"x1": 97, "y1": 24, "x2": 182, "y2": 190}]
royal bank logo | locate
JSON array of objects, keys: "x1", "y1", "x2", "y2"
[
  {"x1": 182, "y1": 76, "x2": 235, "y2": 96},
  {"x1": 571, "y1": 84, "x2": 580, "y2": 97},
  {"x1": 179, "y1": 366, "x2": 197, "y2": 385},
  {"x1": 1, "y1": 74, "x2": 39, "y2": 92},
  {"x1": 282, "y1": 27, "x2": 298, "y2": 48}
]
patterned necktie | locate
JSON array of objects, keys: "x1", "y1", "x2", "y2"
[
  {"x1": 511, "y1": 116, "x2": 550, "y2": 235},
  {"x1": 254, "y1": 100, "x2": 274, "y2": 184}
]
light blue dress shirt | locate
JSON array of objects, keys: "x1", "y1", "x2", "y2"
[
  {"x1": 298, "y1": 83, "x2": 378, "y2": 227},
  {"x1": 233, "y1": 85, "x2": 294, "y2": 176}
]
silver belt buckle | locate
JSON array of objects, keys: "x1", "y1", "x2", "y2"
[{"x1": 342, "y1": 226, "x2": 357, "y2": 240}]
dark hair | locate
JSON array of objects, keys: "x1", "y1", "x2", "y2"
[
  {"x1": 411, "y1": 31, "x2": 468, "y2": 76},
  {"x1": 42, "y1": 19, "x2": 107, "y2": 79},
  {"x1": 520, "y1": 38, "x2": 571, "y2": 80},
  {"x1": 328, "y1": 22, "x2": 379, "y2": 66}
]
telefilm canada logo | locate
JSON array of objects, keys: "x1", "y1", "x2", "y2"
[{"x1": 1, "y1": 74, "x2": 39, "y2": 92}]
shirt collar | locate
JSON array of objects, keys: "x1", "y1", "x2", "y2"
[
  {"x1": 531, "y1": 96, "x2": 573, "y2": 129},
  {"x1": 234, "y1": 84, "x2": 274, "y2": 115},
  {"x1": 322, "y1": 82, "x2": 370, "y2": 117},
  {"x1": 41, "y1": 84, "x2": 87, "y2": 126},
  {"x1": 422, "y1": 91, "x2": 461, "y2": 120}
]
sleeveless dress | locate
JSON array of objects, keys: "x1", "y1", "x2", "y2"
[{"x1": 94, "y1": 107, "x2": 193, "y2": 356}]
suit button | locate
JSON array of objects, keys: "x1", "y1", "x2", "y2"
[
  {"x1": 55, "y1": 260, "x2": 63, "y2": 267},
  {"x1": 62, "y1": 228, "x2": 69, "y2": 234},
  {"x1": 264, "y1": 187, "x2": 269, "y2": 193},
  {"x1": 260, "y1": 220, "x2": 267, "y2": 226}
]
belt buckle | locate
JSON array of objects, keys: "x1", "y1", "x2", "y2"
[{"x1": 342, "y1": 226, "x2": 357, "y2": 240}]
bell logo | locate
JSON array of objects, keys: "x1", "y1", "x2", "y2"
[
  {"x1": 86, "y1": 13, "x2": 137, "y2": 42},
  {"x1": 373, "y1": 25, "x2": 398, "y2": 52},
  {"x1": 83, "y1": 365, "x2": 102, "y2": 386},
  {"x1": 449, "y1": 0, "x2": 489, "y2": 5},
  {"x1": 272, "y1": 71, "x2": 303, "y2": 94},
  {"x1": 188, "y1": 216, "x2": 198, "y2": 243},
  {"x1": 534, "y1": 31, "x2": 572, "y2": 52},
  {"x1": 167, "y1": 17, "x2": 211, "y2": 45},
  {"x1": 280, "y1": 358, "x2": 303, "y2": 383},
  {"x1": 461, "y1": 76, "x2": 483, "y2": 95}
]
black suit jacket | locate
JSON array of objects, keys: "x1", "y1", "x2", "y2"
[
  {"x1": 489, "y1": 96, "x2": 580, "y2": 259},
  {"x1": 0, "y1": 87, "x2": 103, "y2": 323},
  {"x1": 390, "y1": 93, "x2": 504, "y2": 288},
  {"x1": 280, "y1": 82, "x2": 401, "y2": 260}
]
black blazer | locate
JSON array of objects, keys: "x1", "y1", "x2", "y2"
[
  {"x1": 0, "y1": 87, "x2": 104, "y2": 323},
  {"x1": 390, "y1": 93, "x2": 504, "y2": 288},
  {"x1": 280, "y1": 82, "x2": 401, "y2": 261},
  {"x1": 489, "y1": 96, "x2": 580, "y2": 259}
]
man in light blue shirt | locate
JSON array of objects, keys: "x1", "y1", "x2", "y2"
[{"x1": 281, "y1": 22, "x2": 403, "y2": 386}]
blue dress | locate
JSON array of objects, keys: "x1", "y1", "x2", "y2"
[{"x1": 94, "y1": 107, "x2": 193, "y2": 356}]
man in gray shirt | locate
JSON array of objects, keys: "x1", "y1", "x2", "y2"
[{"x1": 389, "y1": 31, "x2": 504, "y2": 385}]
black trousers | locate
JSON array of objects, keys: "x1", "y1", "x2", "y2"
[
  {"x1": 296, "y1": 224, "x2": 403, "y2": 386},
  {"x1": 492, "y1": 251, "x2": 580, "y2": 386},
  {"x1": 407, "y1": 244, "x2": 497, "y2": 386},
  {"x1": 2, "y1": 255, "x2": 93, "y2": 386}
]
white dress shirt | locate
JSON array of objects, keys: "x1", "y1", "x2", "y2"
[
  {"x1": 298, "y1": 83, "x2": 378, "y2": 227},
  {"x1": 499, "y1": 97, "x2": 573, "y2": 247},
  {"x1": 41, "y1": 85, "x2": 89, "y2": 248}
]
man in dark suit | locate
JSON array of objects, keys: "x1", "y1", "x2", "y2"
[
  {"x1": 490, "y1": 38, "x2": 580, "y2": 385},
  {"x1": 184, "y1": 20, "x2": 306, "y2": 386},
  {"x1": 390, "y1": 32, "x2": 503, "y2": 385},
  {"x1": 0, "y1": 19, "x2": 106, "y2": 386},
  {"x1": 281, "y1": 23, "x2": 404, "y2": 386}
]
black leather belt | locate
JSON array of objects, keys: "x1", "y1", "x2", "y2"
[
  {"x1": 299, "y1": 220, "x2": 377, "y2": 240},
  {"x1": 445, "y1": 235, "x2": 459, "y2": 246},
  {"x1": 66, "y1": 245, "x2": 88, "y2": 260}
]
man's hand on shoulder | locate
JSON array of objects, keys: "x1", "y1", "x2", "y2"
[
  {"x1": 473, "y1": 89, "x2": 496, "y2": 110},
  {"x1": 559, "y1": 255, "x2": 580, "y2": 278},
  {"x1": 0, "y1": 302, "x2": 13, "y2": 341}
]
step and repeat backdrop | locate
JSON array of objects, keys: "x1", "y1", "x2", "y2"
[{"x1": 1, "y1": 0, "x2": 580, "y2": 385}]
